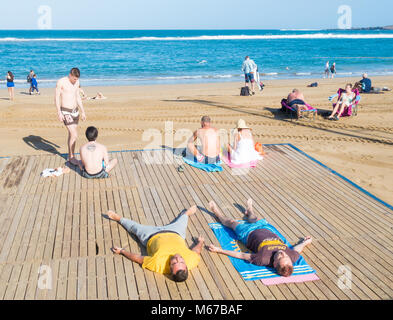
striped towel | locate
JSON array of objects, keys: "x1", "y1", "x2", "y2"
[{"x1": 209, "y1": 221, "x2": 318, "y2": 285}]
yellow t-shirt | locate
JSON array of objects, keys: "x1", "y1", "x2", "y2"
[{"x1": 142, "y1": 233, "x2": 200, "y2": 274}]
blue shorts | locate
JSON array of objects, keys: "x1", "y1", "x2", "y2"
[
  {"x1": 234, "y1": 219, "x2": 269, "y2": 245},
  {"x1": 244, "y1": 73, "x2": 255, "y2": 83},
  {"x1": 7, "y1": 82, "x2": 15, "y2": 88}
]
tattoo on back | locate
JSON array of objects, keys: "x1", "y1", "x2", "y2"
[{"x1": 87, "y1": 145, "x2": 96, "y2": 152}]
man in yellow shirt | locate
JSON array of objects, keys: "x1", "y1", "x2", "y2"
[{"x1": 109, "y1": 205, "x2": 204, "y2": 282}]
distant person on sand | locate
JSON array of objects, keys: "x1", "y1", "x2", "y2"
[
  {"x1": 355, "y1": 73, "x2": 372, "y2": 93},
  {"x1": 55, "y1": 67, "x2": 87, "y2": 166},
  {"x1": 187, "y1": 116, "x2": 221, "y2": 164},
  {"x1": 328, "y1": 83, "x2": 355, "y2": 121},
  {"x1": 108, "y1": 205, "x2": 204, "y2": 282},
  {"x1": 27, "y1": 70, "x2": 34, "y2": 94},
  {"x1": 324, "y1": 61, "x2": 330, "y2": 78},
  {"x1": 330, "y1": 62, "x2": 336, "y2": 78},
  {"x1": 6, "y1": 71, "x2": 15, "y2": 100},
  {"x1": 79, "y1": 85, "x2": 88, "y2": 100},
  {"x1": 228, "y1": 119, "x2": 263, "y2": 164},
  {"x1": 89, "y1": 92, "x2": 106, "y2": 100},
  {"x1": 242, "y1": 56, "x2": 257, "y2": 95},
  {"x1": 207, "y1": 199, "x2": 312, "y2": 277},
  {"x1": 79, "y1": 126, "x2": 117, "y2": 179},
  {"x1": 287, "y1": 89, "x2": 308, "y2": 118},
  {"x1": 30, "y1": 74, "x2": 40, "y2": 95},
  {"x1": 354, "y1": 73, "x2": 391, "y2": 93}
]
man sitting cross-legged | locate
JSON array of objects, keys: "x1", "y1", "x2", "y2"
[
  {"x1": 109, "y1": 205, "x2": 204, "y2": 282},
  {"x1": 208, "y1": 199, "x2": 312, "y2": 277}
]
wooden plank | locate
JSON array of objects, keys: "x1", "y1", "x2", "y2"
[
  {"x1": 66, "y1": 258, "x2": 78, "y2": 300},
  {"x1": 77, "y1": 257, "x2": 87, "y2": 300}
]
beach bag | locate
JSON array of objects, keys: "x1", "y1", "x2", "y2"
[
  {"x1": 240, "y1": 86, "x2": 250, "y2": 96},
  {"x1": 254, "y1": 142, "x2": 265, "y2": 156},
  {"x1": 309, "y1": 82, "x2": 318, "y2": 87}
]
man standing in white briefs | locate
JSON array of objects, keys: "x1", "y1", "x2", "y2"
[{"x1": 55, "y1": 68, "x2": 86, "y2": 166}]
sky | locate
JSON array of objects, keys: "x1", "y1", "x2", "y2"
[{"x1": 0, "y1": 0, "x2": 392, "y2": 30}]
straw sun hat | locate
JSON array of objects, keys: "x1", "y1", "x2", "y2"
[{"x1": 235, "y1": 119, "x2": 251, "y2": 130}]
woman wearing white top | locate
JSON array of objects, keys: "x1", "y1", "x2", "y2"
[
  {"x1": 328, "y1": 83, "x2": 355, "y2": 121},
  {"x1": 228, "y1": 119, "x2": 263, "y2": 164}
]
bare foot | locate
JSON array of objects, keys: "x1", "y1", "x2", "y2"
[
  {"x1": 245, "y1": 198, "x2": 253, "y2": 216},
  {"x1": 303, "y1": 236, "x2": 313, "y2": 246},
  {"x1": 185, "y1": 205, "x2": 197, "y2": 216},
  {"x1": 209, "y1": 201, "x2": 218, "y2": 214},
  {"x1": 107, "y1": 210, "x2": 121, "y2": 222}
]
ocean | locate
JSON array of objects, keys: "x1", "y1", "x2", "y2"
[{"x1": 1, "y1": 29, "x2": 393, "y2": 88}]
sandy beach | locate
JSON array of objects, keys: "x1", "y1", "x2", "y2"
[{"x1": 0, "y1": 76, "x2": 392, "y2": 204}]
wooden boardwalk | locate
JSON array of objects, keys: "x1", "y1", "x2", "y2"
[{"x1": 0, "y1": 144, "x2": 392, "y2": 300}]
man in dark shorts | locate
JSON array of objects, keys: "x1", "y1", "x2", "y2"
[
  {"x1": 287, "y1": 88, "x2": 309, "y2": 119},
  {"x1": 186, "y1": 116, "x2": 221, "y2": 164},
  {"x1": 79, "y1": 126, "x2": 117, "y2": 179},
  {"x1": 242, "y1": 56, "x2": 257, "y2": 95},
  {"x1": 208, "y1": 199, "x2": 312, "y2": 277}
]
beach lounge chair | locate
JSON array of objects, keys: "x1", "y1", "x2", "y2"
[
  {"x1": 328, "y1": 88, "x2": 361, "y2": 117},
  {"x1": 280, "y1": 99, "x2": 317, "y2": 120}
]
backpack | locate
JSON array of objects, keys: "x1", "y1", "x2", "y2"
[
  {"x1": 240, "y1": 86, "x2": 250, "y2": 96},
  {"x1": 27, "y1": 75, "x2": 32, "y2": 83}
]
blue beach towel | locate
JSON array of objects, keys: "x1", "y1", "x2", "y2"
[
  {"x1": 183, "y1": 157, "x2": 223, "y2": 172},
  {"x1": 209, "y1": 221, "x2": 318, "y2": 283}
]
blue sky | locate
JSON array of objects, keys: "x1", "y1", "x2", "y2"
[{"x1": 1, "y1": 0, "x2": 392, "y2": 29}]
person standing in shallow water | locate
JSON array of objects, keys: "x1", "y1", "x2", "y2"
[
  {"x1": 55, "y1": 67, "x2": 87, "y2": 166},
  {"x1": 6, "y1": 71, "x2": 15, "y2": 100},
  {"x1": 324, "y1": 61, "x2": 330, "y2": 78},
  {"x1": 330, "y1": 62, "x2": 336, "y2": 79}
]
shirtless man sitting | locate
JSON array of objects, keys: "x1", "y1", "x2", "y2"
[
  {"x1": 79, "y1": 126, "x2": 118, "y2": 179},
  {"x1": 55, "y1": 68, "x2": 86, "y2": 166},
  {"x1": 186, "y1": 116, "x2": 221, "y2": 164},
  {"x1": 287, "y1": 89, "x2": 308, "y2": 119}
]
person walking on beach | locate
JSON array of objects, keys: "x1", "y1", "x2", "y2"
[
  {"x1": 55, "y1": 67, "x2": 86, "y2": 166},
  {"x1": 78, "y1": 126, "x2": 118, "y2": 179},
  {"x1": 330, "y1": 62, "x2": 336, "y2": 79},
  {"x1": 324, "y1": 61, "x2": 330, "y2": 78},
  {"x1": 27, "y1": 70, "x2": 34, "y2": 94},
  {"x1": 108, "y1": 205, "x2": 204, "y2": 282},
  {"x1": 30, "y1": 74, "x2": 40, "y2": 95},
  {"x1": 242, "y1": 56, "x2": 257, "y2": 95},
  {"x1": 207, "y1": 199, "x2": 312, "y2": 277},
  {"x1": 6, "y1": 71, "x2": 15, "y2": 100}
]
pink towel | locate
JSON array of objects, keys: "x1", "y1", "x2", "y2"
[
  {"x1": 221, "y1": 155, "x2": 258, "y2": 168},
  {"x1": 261, "y1": 273, "x2": 320, "y2": 286}
]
